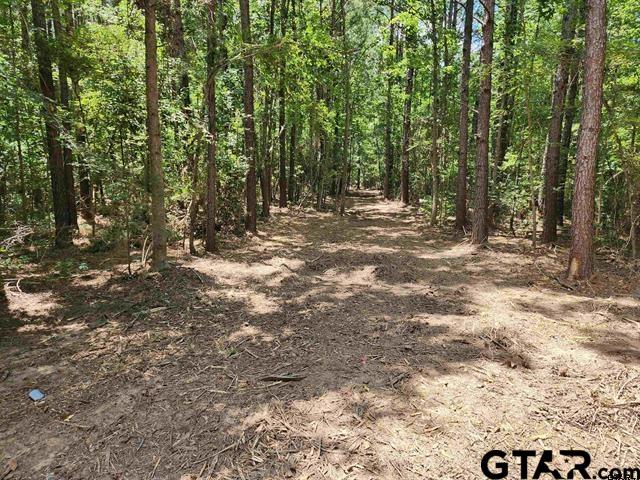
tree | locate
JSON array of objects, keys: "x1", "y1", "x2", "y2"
[
  {"x1": 471, "y1": 0, "x2": 495, "y2": 244},
  {"x1": 455, "y1": 0, "x2": 473, "y2": 232},
  {"x1": 567, "y1": 0, "x2": 607, "y2": 280},
  {"x1": 205, "y1": 0, "x2": 219, "y2": 253},
  {"x1": 52, "y1": 0, "x2": 78, "y2": 231},
  {"x1": 31, "y1": 0, "x2": 72, "y2": 247},
  {"x1": 383, "y1": 0, "x2": 395, "y2": 200},
  {"x1": 338, "y1": 0, "x2": 351, "y2": 215},
  {"x1": 557, "y1": 64, "x2": 580, "y2": 226},
  {"x1": 492, "y1": 0, "x2": 520, "y2": 183},
  {"x1": 399, "y1": 43, "x2": 415, "y2": 206},
  {"x1": 144, "y1": 0, "x2": 168, "y2": 269},
  {"x1": 541, "y1": 0, "x2": 577, "y2": 243},
  {"x1": 278, "y1": 0, "x2": 288, "y2": 207},
  {"x1": 429, "y1": 0, "x2": 440, "y2": 225},
  {"x1": 240, "y1": 0, "x2": 258, "y2": 233}
]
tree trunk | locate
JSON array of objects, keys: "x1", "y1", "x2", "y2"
[
  {"x1": 557, "y1": 64, "x2": 580, "y2": 226},
  {"x1": 542, "y1": 0, "x2": 577, "y2": 243},
  {"x1": 240, "y1": 0, "x2": 258, "y2": 233},
  {"x1": 288, "y1": 119, "x2": 297, "y2": 202},
  {"x1": 288, "y1": 0, "x2": 298, "y2": 203},
  {"x1": 471, "y1": 0, "x2": 495, "y2": 245},
  {"x1": 8, "y1": 3, "x2": 28, "y2": 221},
  {"x1": 52, "y1": 0, "x2": 78, "y2": 230},
  {"x1": 144, "y1": 0, "x2": 168, "y2": 269},
  {"x1": 338, "y1": 0, "x2": 350, "y2": 215},
  {"x1": 205, "y1": 0, "x2": 219, "y2": 253},
  {"x1": 631, "y1": 177, "x2": 639, "y2": 259},
  {"x1": 70, "y1": 78, "x2": 94, "y2": 222},
  {"x1": 31, "y1": 0, "x2": 72, "y2": 247},
  {"x1": 278, "y1": 0, "x2": 289, "y2": 207},
  {"x1": 383, "y1": 0, "x2": 395, "y2": 200},
  {"x1": 492, "y1": 0, "x2": 519, "y2": 182},
  {"x1": 567, "y1": 0, "x2": 606, "y2": 280},
  {"x1": 400, "y1": 64, "x2": 414, "y2": 206},
  {"x1": 429, "y1": 0, "x2": 440, "y2": 224},
  {"x1": 455, "y1": 0, "x2": 473, "y2": 231}
]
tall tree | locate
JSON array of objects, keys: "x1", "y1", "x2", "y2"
[
  {"x1": 455, "y1": 0, "x2": 473, "y2": 231},
  {"x1": 278, "y1": 0, "x2": 289, "y2": 207},
  {"x1": 383, "y1": 0, "x2": 395, "y2": 200},
  {"x1": 52, "y1": 0, "x2": 78, "y2": 230},
  {"x1": 567, "y1": 0, "x2": 606, "y2": 280},
  {"x1": 240, "y1": 0, "x2": 258, "y2": 232},
  {"x1": 338, "y1": 0, "x2": 350, "y2": 215},
  {"x1": 429, "y1": 0, "x2": 440, "y2": 225},
  {"x1": 7, "y1": 2, "x2": 28, "y2": 220},
  {"x1": 205, "y1": 0, "x2": 219, "y2": 253},
  {"x1": 541, "y1": 0, "x2": 577, "y2": 243},
  {"x1": 144, "y1": 0, "x2": 168, "y2": 269},
  {"x1": 471, "y1": 0, "x2": 495, "y2": 244},
  {"x1": 399, "y1": 37, "x2": 415, "y2": 206},
  {"x1": 492, "y1": 0, "x2": 520, "y2": 182},
  {"x1": 31, "y1": 0, "x2": 72, "y2": 247},
  {"x1": 556, "y1": 64, "x2": 580, "y2": 226}
]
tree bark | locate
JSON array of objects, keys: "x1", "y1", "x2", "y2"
[
  {"x1": 383, "y1": 0, "x2": 395, "y2": 200},
  {"x1": 455, "y1": 0, "x2": 473, "y2": 231},
  {"x1": 70, "y1": 78, "x2": 94, "y2": 222},
  {"x1": 567, "y1": 0, "x2": 606, "y2": 280},
  {"x1": 338, "y1": 0, "x2": 350, "y2": 215},
  {"x1": 542, "y1": 0, "x2": 577, "y2": 243},
  {"x1": 278, "y1": 0, "x2": 289, "y2": 207},
  {"x1": 52, "y1": 0, "x2": 78, "y2": 230},
  {"x1": 144, "y1": 0, "x2": 168, "y2": 269},
  {"x1": 429, "y1": 0, "x2": 440, "y2": 225},
  {"x1": 471, "y1": 0, "x2": 495, "y2": 245},
  {"x1": 288, "y1": 118, "x2": 297, "y2": 202},
  {"x1": 557, "y1": 64, "x2": 580, "y2": 226},
  {"x1": 240, "y1": 0, "x2": 258, "y2": 233},
  {"x1": 205, "y1": 0, "x2": 219, "y2": 253},
  {"x1": 492, "y1": 0, "x2": 519, "y2": 181},
  {"x1": 31, "y1": 0, "x2": 72, "y2": 247},
  {"x1": 7, "y1": 3, "x2": 28, "y2": 221},
  {"x1": 400, "y1": 64, "x2": 414, "y2": 206}
]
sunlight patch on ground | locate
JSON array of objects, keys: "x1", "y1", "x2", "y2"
[
  {"x1": 226, "y1": 324, "x2": 275, "y2": 344},
  {"x1": 6, "y1": 288, "x2": 59, "y2": 319}
]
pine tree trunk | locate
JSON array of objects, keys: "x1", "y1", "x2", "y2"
[
  {"x1": 400, "y1": 65, "x2": 414, "y2": 206},
  {"x1": 471, "y1": 0, "x2": 495, "y2": 245},
  {"x1": 542, "y1": 0, "x2": 577, "y2": 243},
  {"x1": 144, "y1": 0, "x2": 168, "y2": 269},
  {"x1": 557, "y1": 64, "x2": 580, "y2": 226},
  {"x1": 338, "y1": 0, "x2": 350, "y2": 215},
  {"x1": 52, "y1": 0, "x2": 78, "y2": 230},
  {"x1": 455, "y1": 0, "x2": 473, "y2": 232},
  {"x1": 8, "y1": 3, "x2": 28, "y2": 221},
  {"x1": 288, "y1": 119, "x2": 297, "y2": 202},
  {"x1": 70, "y1": 77, "x2": 94, "y2": 223},
  {"x1": 492, "y1": 0, "x2": 519, "y2": 182},
  {"x1": 31, "y1": 0, "x2": 72, "y2": 247},
  {"x1": 567, "y1": 0, "x2": 606, "y2": 280},
  {"x1": 278, "y1": 0, "x2": 288, "y2": 207},
  {"x1": 240, "y1": 0, "x2": 258, "y2": 233},
  {"x1": 383, "y1": 0, "x2": 395, "y2": 200},
  {"x1": 205, "y1": 0, "x2": 218, "y2": 253},
  {"x1": 429, "y1": 0, "x2": 440, "y2": 225}
]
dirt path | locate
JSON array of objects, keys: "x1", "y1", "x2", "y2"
[{"x1": 1, "y1": 191, "x2": 639, "y2": 479}]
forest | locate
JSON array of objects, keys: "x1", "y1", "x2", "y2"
[{"x1": 0, "y1": 0, "x2": 639, "y2": 478}]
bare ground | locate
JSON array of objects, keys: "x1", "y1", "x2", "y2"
[{"x1": 1, "y1": 191, "x2": 640, "y2": 479}]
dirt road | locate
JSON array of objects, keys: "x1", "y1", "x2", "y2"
[{"x1": 1, "y1": 191, "x2": 639, "y2": 479}]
